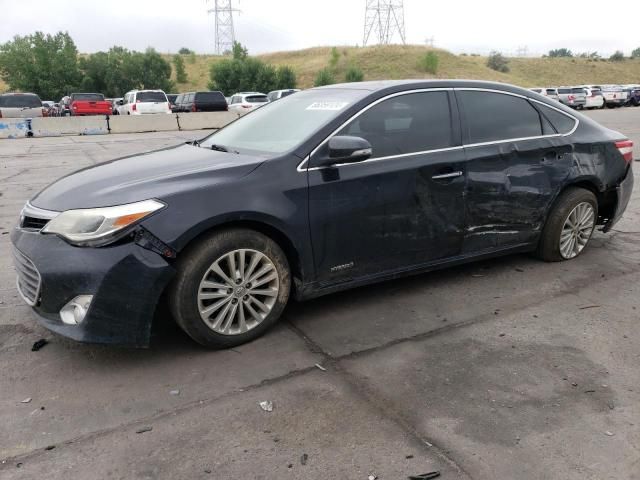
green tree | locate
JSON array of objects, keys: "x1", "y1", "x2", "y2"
[
  {"x1": 609, "y1": 50, "x2": 625, "y2": 61},
  {"x1": 0, "y1": 31, "x2": 81, "y2": 99},
  {"x1": 344, "y1": 65, "x2": 364, "y2": 82},
  {"x1": 419, "y1": 52, "x2": 439, "y2": 74},
  {"x1": 178, "y1": 47, "x2": 193, "y2": 55},
  {"x1": 314, "y1": 68, "x2": 335, "y2": 87},
  {"x1": 275, "y1": 65, "x2": 297, "y2": 89},
  {"x1": 486, "y1": 51, "x2": 509, "y2": 73},
  {"x1": 632, "y1": 47, "x2": 640, "y2": 59},
  {"x1": 173, "y1": 54, "x2": 188, "y2": 83},
  {"x1": 548, "y1": 48, "x2": 573, "y2": 58},
  {"x1": 232, "y1": 41, "x2": 248, "y2": 60},
  {"x1": 208, "y1": 43, "x2": 292, "y2": 95},
  {"x1": 329, "y1": 46, "x2": 340, "y2": 70}
]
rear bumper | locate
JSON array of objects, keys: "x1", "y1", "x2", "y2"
[
  {"x1": 604, "y1": 165, "x2": 634, "y2": 232},
  {"x1": 10, "y1": 228, "x2": 175, "y2": 347}
]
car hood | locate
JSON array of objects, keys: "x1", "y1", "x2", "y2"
[{"x1": 31, "y1": 144, "x2": 265, "y2": 211}]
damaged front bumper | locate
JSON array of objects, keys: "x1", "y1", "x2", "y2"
[{"x1": 10, "y1": 228, "x2": 175, "y2": 347}]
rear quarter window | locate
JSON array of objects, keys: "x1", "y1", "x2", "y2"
[
  {"x1": 458, "y1": 90, "x2": 543, "y2": 144},
  {"x1": 535, "y1": 103, "x2": 577, "y2": 135},
  {"x1": 195, "y1": 92, "x2": 226, "y2": 103}
]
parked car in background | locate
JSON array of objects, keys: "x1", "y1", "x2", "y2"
[
  {"x1": 47, "y1": 103, "x2": 60, "y2": 117},
  {"x1": 529, "y1": 88, "x2": 559, "y2": 102},
  {"x1": 622, "y1": 86, "x2": 640, "y2": 106},
  {"x1": 267, "y1": 89, "x2": 300, "y2": 102},
  {"x1": 58, "y1": 96, "x2": 72, "y2": 116},
  {"x1": 173, "y1": 91, "x2": 228, "y2": 112},
  {"x1": 227, "y1": 92, "x2": 269, "y2": 112},
  {"x1": 68, "y1": 93, "x2": 112, "y2": 116},
  {"x1": 107, "y1": 98, "x2": 123, "y2": 115},
  {"x1": 116, "y1": 90, "x2": 172, "y2": 115},
  {"x1": 584, "y1": 88, "x2": 605, "y2": 109},
  {"x1": 557, "y1": 87, "x2": 587, "y2": 109},
  {"x1": 0, "y1": 92, "x2": 44, "y2": 118},
  {"x1": 167, "y1": 94, "x2": 178, "y2": 106},
  {"x1": 11, "y1": 80, "x2": 634, "y2": 348},
  {"x1": 171, "y1": 94, "x2": 184, "y2": 113},
  {"x1": 585, "y1": 85, "x2": 627, "y2": 108}
]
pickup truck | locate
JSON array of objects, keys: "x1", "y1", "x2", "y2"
[{"x1": 69, "y1": 93, "x2": 112, "y2": 116}]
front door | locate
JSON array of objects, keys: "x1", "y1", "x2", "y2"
[{"x1": 307, "y1": 90, "x2": 467, "y2": 285}]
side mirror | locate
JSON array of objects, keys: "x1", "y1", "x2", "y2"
[
  {"x1": 315, "y1": 136, "x2": 372, "y2": 167},
  {"x1": 117, "y1": 100, "x2": 124, "y2": 105}
]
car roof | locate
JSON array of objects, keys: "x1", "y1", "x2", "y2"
[{"x1": 0, "y1": 92, "x2": 40, "y2": 96}]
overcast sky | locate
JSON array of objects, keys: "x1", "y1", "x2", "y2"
[{"x1": 1, "y1": 0, "x2": 636, "y2": 57}]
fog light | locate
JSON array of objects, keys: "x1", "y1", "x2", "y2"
[{"x1": 60, "y1": 295, "x2": 93, "y2": 325}]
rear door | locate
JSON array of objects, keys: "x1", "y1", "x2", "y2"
[
  {"x1": 308, "y1": 90, "x2": 467, "y2": 283},
  {"x1": 457, "y1": 89, "x2": 575, "y2": 252}
]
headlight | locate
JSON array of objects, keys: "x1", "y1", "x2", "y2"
[{"x1": 42, "y1": 199, "x2": 165, "y2": 246}]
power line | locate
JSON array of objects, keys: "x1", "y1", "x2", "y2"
[
  {"x1": 207, "y1": 0, "x2": 240, "y2": 55},
  {"x1": 363, "y1": 0, "x2": 406, "y2": 46}
]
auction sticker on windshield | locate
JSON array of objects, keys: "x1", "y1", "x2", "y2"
[{"x1": 306, "y1": 102, "x2": 349, "y2": 111}]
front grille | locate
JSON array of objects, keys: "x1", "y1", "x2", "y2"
[
  {"x1": 21, "y1": 216, "x2": 50, "y2": 230},
  {"x1": 12, "y1": 247, "x2": 41, "y2": 306}
]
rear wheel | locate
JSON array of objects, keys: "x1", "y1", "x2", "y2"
[
  {"x1": 536, "y1": 188, "x2": 597, "y2": 262},
  {"x1": 169, "y1": 229, "x2": 291, "y2": 349}
]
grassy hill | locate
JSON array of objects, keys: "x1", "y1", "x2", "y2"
[{"x1": 3, "y1": 45, "x2": 640, "y2": 94}]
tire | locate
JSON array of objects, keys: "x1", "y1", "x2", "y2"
[
  {"x1": 536, "y1": 187, "x2": 598, "y2": 262},
  {"x1": 169, "y1": 228, "x2": 291, "y2": 349}
]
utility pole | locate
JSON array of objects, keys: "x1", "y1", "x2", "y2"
[
  {"x1": 425, "y1": 36, "x2": 435, "y2": 48},
  {"x1": 516, "y1": 45, "x2": 529, "y2": 57},
  {"x1": 207, "y1": 0, "x2": 239, "y2": 55},
  {"x1": 363, "y1": 0, "x2": 406, "y2": 46}
]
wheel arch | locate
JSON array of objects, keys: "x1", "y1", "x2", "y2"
[{"x1": 560, "y1": 178, "x2": 616, "y2": 225}]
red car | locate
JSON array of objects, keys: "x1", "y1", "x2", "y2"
[{"x1": 69, "y1": 93, "x2": 112, "y2": 116}]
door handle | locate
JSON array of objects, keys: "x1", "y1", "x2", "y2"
[{"x1": 432, "y1": 171, "x2": 463, "y2": 180}]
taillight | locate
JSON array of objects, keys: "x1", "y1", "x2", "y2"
[
  {"x1": 42, "y1": 108, "x2": 47, "y2": 117},
  {"x1": 0, "y1": 110, "x2": 3, "y2": 118},
  {"x1": 132, "y1": 103, "x2": 137, "y2": 112},
  {"x1": 615, "y1": 140, "x2": 633, "y2": 164},
  {"x1": 191, "y1": 104, "x2": 196, "y2": 112},
  {"x1": 568, "y1": 95, "x2": 575, "y2": 101}
]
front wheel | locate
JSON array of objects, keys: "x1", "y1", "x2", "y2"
[
  {"x1": 536, "y1": 188, "x2": 598, "y2": 262},
  {"x1": 169, "y1": 229, "x2": 291, "y2": 349}
]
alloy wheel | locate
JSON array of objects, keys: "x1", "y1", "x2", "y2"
[
  {"x1": 197, "y1": 249, "x2": 279, "y2": 335},
  {"x1": 559, "y1": 202, "x2": 595, "y2": 259}
]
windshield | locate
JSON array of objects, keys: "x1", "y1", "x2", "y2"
[
  {"x1": 0, "y1": 94, "x2": 42, "y2": 108},
  {"x1": 71, "y1": 93, "x2": 104, "y2": 101},
  {"x1": 136, "y1": 91, "x2": 167, "y2": 102},
  {"x1": 201, "y1": 88, "x2": 369, "y2": 154}
]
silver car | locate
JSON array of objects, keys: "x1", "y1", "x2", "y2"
[
  {"x1": 0, "y1": 92, "x2": 44, "y2": 118},
  {"x1": 556, "y1": 87, "x2": 587, "y2": 109}
]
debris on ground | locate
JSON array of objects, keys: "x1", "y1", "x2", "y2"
[
  {"x1": 408, "y1": 472, "x2": 441, "y2": 480},
  {"x1": 204, "y1": 469, "x2": 212, "y2": 474},
  {"x1": 368, "y1": 475, "x2": 378, "y2": 480},
  {"x1": 44, "y1": 445, "x2": 55, "y2": 451},
  {"x1": 579, "y1": 305, "x2": 600, "y2": 310},
  {"x1": 405, "y1": 454, "x2": 414, "y2": 459},
  {"x1": 170, "y1": 389, "x2": 180, "y2": 396},
  {"x1": 314, "y1": 363, "x2": 327, "y2": 372},
  {"x1": 135, "y1": 426, "x2": 153, "y2": 434},
  {"x1": 471, "y1": 274, "x2": 484, "y2": 278},
  {"x1": 515, "y1": 268, "x2": 524, "y2": 272},
  {"x1": 21, "y1": 397, "x2": 32, "y2": 403},
  {"x1": 259, "y1": 401, "x2": 273, "y2": 412},
  {"x1": 31, "y1": 339, "x2": 48, "y2": 351},
  {"x1": 300, "y1": 453, "x2": 308, "y2": 465},
  {"x1": 604, "y1": 431, "x2": 615, "y2": 436}
]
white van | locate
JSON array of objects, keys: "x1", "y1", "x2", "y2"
[{"x1": 116, "y1": 90, "x2": 172, "y2": 115}]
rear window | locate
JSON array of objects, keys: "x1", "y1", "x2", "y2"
[
  {"x1": 0, "y1": 94, "x2": 42, "y2": 108},
  {"x1": 246, "y1": 95, "x2": 268, "y2": 103},
  {"x1": 558, "y1": 88, "x2": 571, "y2": 94},
  {"x1": 280, "y1": 90, "x2": 297, "y2": 98},
  {"x1": 71, "y1": 93, "x2": 104, "y2": 101},
  {"x1": 535, "y1": 103, "x2": 576, "y2": 135},
  {"x1": 136, "y1": 91, "x2": 167, "y2": 102},
  {"x1": 195, "y1": 91, "x2": 226, "y2": 103},
  {"x1": 545, "y1": 89, "x2": 556, "y2": 95},
  {"x1": 571, "y1": 88, "x2": 586, "y2": 94}
]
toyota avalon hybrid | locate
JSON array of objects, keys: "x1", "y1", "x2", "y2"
[{"x1": 11, "y1": 80, "x2": 634, "y2": 348}]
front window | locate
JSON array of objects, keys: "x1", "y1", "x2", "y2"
[{"x1": 201, "y1": 88, "x2": 369, "y2": 155}]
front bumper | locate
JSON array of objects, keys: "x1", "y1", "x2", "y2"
[
  {"x1": 10, "y1": 228, "x2": 175, "y2": 347},
  {"x1": 604, "y1": 165, "x2": 634, "y2": 232}
]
